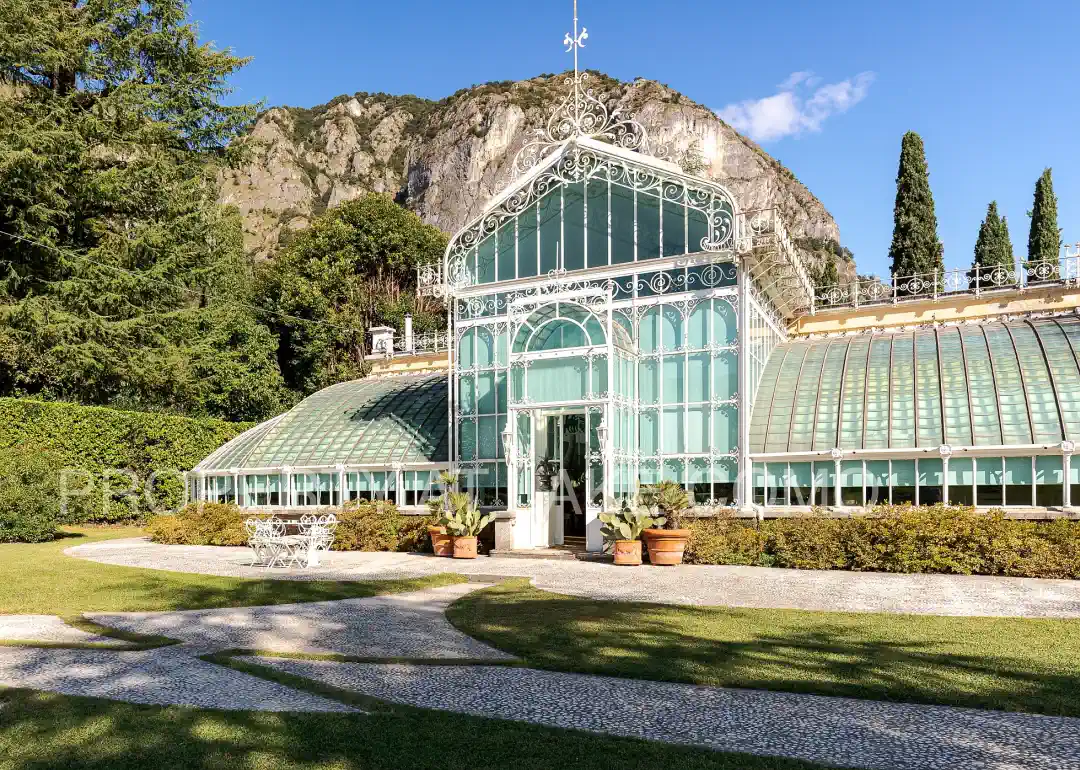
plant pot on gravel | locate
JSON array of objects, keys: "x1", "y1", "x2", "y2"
[
  {"x1": 427, "y1": 525, "x2": 454, "y2": 557},
  {"x1": 426, "y1": 471, "x2": 461, "y2": 557},
  {"x1": 443, "y1": 491, "x2": 494, "y2": 561},
  {"x1": 600, "y1": 509, "x2": 664, "y2": 567},
  {"x1": 640, "y1": 481, "x2": 691, "y2": 566}
]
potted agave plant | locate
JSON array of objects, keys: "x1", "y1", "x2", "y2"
[
  {"x1": 425, "y1": 471, "x2": 458, "y2": 557},
  {"x1": 640, "y1": 481, "x2": 692, "y2": 565},
  {"x1": 599, "y1": 507, "x2": 665, "y2": 566},
  {"x1": 443, "y1": 491, "x2": 495, "y2": 559}
]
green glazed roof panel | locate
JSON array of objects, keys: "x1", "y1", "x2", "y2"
[
  {"x1": 195, "y1": 374, "x2": 449, "y2": 471},
  {"x1": 937, "y1": 327, "x2": 973, "y2": 446},
  {"x1": 889, "y1": 333, "x2": 916, "y2": 448},
  {"x1": 915, "y1": 330, "x2": 944, "y2": 447},
  {"x1": 960, "y1": 325, "x2": 1003, "y2": 445},
  {"x1": 813, "y1": 339, "x2": 849, "y2": 451},
  {"x1": 1007, "y1": 322, "x2": 1063, "y2": 444},
  {"x1": 838, "y1": 336, "x2": 871, "y2": 449},
  {"x1": 1040, "y1": 318, "x2": 1080, "y2": 441},
  {"x1": 764, "y1": 344, "x2": 808, "y2": 452},
  {"x1": 789, "y1": 341, "x2": 828, "y2": 452},
  {"x1": 863, "y1": 336, "x2": 892, "y2": 449},
  {"x1": 983, "y1": 324, "x2": 1033, "y2": 445}
]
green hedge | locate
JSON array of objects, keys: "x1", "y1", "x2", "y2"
[
  {"x1": 147, "y1": 501, "x2": 435, "y2": 553},
  {"x1": 684, "y1": 504, "x2": 1080, "y2": 579},
  {"x1": 0, "y1": 398, "x2": 250, "y2": 523}
]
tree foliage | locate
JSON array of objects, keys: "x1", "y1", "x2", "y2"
[
  {"x1": 0, "y1": 0, "x2": 287, "y2": 421},
  {"x1": 888, "y1": 132, "x2": 943, "y2": 282},
  {"x1": 969, "y1": 201, "x2": 1014, "y2": 282},
  {"x1": 256, "y1": 194, "x2": 448, "y2": 395},
  {"x1": 1027, "y1": 167, "x2": 1061, "y2": 266}
]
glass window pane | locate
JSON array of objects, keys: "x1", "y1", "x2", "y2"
[
  {"x1": 891, "y1": 460, "x2": 916, "y2": 486},
  {"x1": 948, "y1": 457, "x2": 973, "y2": 485},
  {"x1": 477, "y1": 236, "x2": 496, "y2": 284},
  {"x1": 538, "y1": 190, "x2": 560, "y2": 274},
  {"x1": 478, "y1": 416, "x2": 498, "y2": 459},
  {"x1": 661, "y1": 306, "x2": 683, "y2": 350},
  {"x1": 563, "y1": 182, "x2": 585, "y2": 271},
  {"x1": 587, "y1": 177, "x2": 608, "y2": 268},
  {"x1": 687, "y1": 353, "x2": 710, "y2": 402},
  {"x1": 712, "y1": 406, "x2": 737, "y2": 453},
  {"x1": 712, "y1": 351, "x2": 738, "y2": 399},
  {"x1": 662, "y1": 406, "x2": 684, "y2": 453},
  {"x1": 688, "y1": 206, "x2": 709, "y2": 253},
  {"x1": 814, "y1": 461, "x2": 835, "y2": 487},
  {"x1": 476, "y1": 371, "x2": 496, "y2": 414},
  {"x1": 687, "y1": 406, "x2": 708, "y2": 453},
  {"x1": 611, "y1": 184, "x2": 634, "y2": 264},
  {"x1": 688, "y1": 302, "x2": 710, "y2": 348},
  {"x1": 662, "y1": 198, "x2": 685, "y2": 256},
  {"x1": 458, "y1": 328, "x2": 474, "y2": 369},
  {"x1": 662, "y1": 356, "x2": 684, "y2": 405},
  {"x1": 497, "y1": 220, "x2": 515, "y2": 281},
  {"x1": 919, "y1": 459, "x2": 943, "y2": 486},
  {"x1": 640, "y1": 359, "x2": 659, "y2": 404},
  {"x1": 976, "y1": 457, "x2": 1003, "y2": 485},
  {"x1": 518, "y1": 205, "x2": 538, "y2": 278},
  {"x1": 476, "y1": 329, "x2": 494, "y2": 367},
  {"x1": 459, "y1": 374, "x2": 476, "y2": 415},
  {"x1": 1005, "y1": 457, "x2": 1033, "y2": 485},
  {"x1": 640, "y1": 410, "x2": 658, "y2": 456},
  {"x1": 1036, "y1": 456, "x2": 1063, "y2": 484},
  {"x1": 637, "y1": 190, "x2": 660, "y2": 260}
]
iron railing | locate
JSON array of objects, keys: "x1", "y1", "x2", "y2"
[{"x1": 371, "y1": 330, "x2": 450, "y2": 358}]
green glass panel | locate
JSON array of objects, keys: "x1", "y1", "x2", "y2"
[
  {"x1": 1009, "y1": 323, "x2": 1063, "y2": 443},
  {"x1": 688, "y1": 353, "x2": 710, "y2": 402},
  {"x1": 661, "y1": 306, "x2": 683, "y2": 350},
  {"x1": 517, "y1": 205, "x2": 538, "y2": 278},
  {"x1": 864, "y1": 337, "x2": 892, "y2": 450},
  {"x1": 640, "y1": 359, "x2": 659, "y2": 404},
  {"x1": 840, "y1": 460, "x2": 863, "y2": 486},
  {"x1": 1036, "y1": 455, "x2": 1063, "y2": 484},
  {"x1": 766, "y1": 463, "x2": 787, "y2": 488},
  {"x1": 591, "y1": 357, "x2": 608, "y2": 397},
  {"x1": 714, "y1": 299, "x2": 737, "y2": 345},
  {"x1": 891, "y1": 459, "x2": 916, "y2": 486},
  {"x1": 584, "y1": 316, "x2": 605, "y2": 345},
  {"x1": 866, "y1": 460, "x2": 890, "y2": 487},
  {"x1": 1005, "y1": 457, "x2": 1033, "y2": 485},
  {"x1": 915, "y1": 331, "x2": 944, "y2": 447},
  {"x1": 814, "y1": 340, "x2": 848, "y2": 451},
  {"x1": 712, "y1": 351, "x2": 738, "y2": 400},
  {"x1": 960, "y1": 326, "x2": 1003, "y2": 446},
  {"x1": 712, "y1": 458, "x2": 736, "y2": 483},
  {"x1": 813, "y1": 461, "x2": 835, "y2": 486},
  {"x1": 459, "y1": 375, "x2": 476, "y2": 415},
  {"x1": 476, "y1": 328, "x2": 495, "y2": 367},
  {"x1": 639, "y1": 462, "x2": 660, "y2": 485},
  {"x1": 510, "y1": 366, "x2": 524, "y2": 401},
  {"x1": 527, "y1": 357, "x2": 588, "y2": 402},
  {"x1": 889, "y1": 333, "x2": 916, "y2": 448},
  {"x1": 640, "y1": 410, "x2": 658, "y2": 456},
  {"x1": 497, "y1": 220, "x2": 515, "y2": 282},
  {"x1": 662, "y1": 458, "x2": 684, "y2": 484},
  {"x1": 662, "y1": 198, "x2": 685, "y2": 256},
  {"x1": 531, "y1": 319, "x2": 586, "y2": 350},
  {"x1": 496, "y1": 413, "x2": 507, "y2": 459},
  {"x1": 640, "y1": 308, "x2": 659, "y2": 353},
  {"x1": 919, "y1": 458, "x2": 943, "y2": 486},
  {"x1": 476, "y1": 371, "x2": 495, "y2": 414},
  {"x1": 477, "y1": 236, "x2": 496, "y2": 284},
  {"x1": 459, "y1": 421, "x2": 476, "y2": 461},
  {"x1": 712, "y1": 406, "x2": 737, "y2": 453},
  {"x1": 458, "y1": 328, "x2": 474, "y2": 369},
  {"x1": 662, "y1": 406, "x2": 684, "y2": 453},
  {"x1": 495, "y1": 331, "x2": 508, "y2": 366},
  {"x1": 638, "y1": 190, "x2": 660, "y2": 260},
  {"x1": 789, "y1": 462, "x2": 812, "y2": 487},
  {"x1": 687, "y1": 406, "x2": 708, "y2": 452},
  {"x1": 688, "y1": 458, "x2": 709, "y2": 484},
  {"x1": 563, "y1": 182, "x2": 585, "y2": 271},
  {"x1": 688, "y1": 302, "x2": 709, "y2": 348},
  {"x1": 1044, "y1": 318, "x2": 1080, "y2": 441},
  {"x1": 587, "y1": 177, "x2": 608, "y2": 268},
  {"x1": 976, "y1": 457, "x2": 1003, "y2": 485},
  {"x1": 948, "y1": 458, "x2": 973, "y2": 485},
  {"x1": 753, "y1": 463, "x2": 765, "y2": 487},
  {"x1": 984, "y1": 325, "x2": 1033, "y2": 445},
  {"x1": 495, "y1": 371, "x2": 507, "y2": 414},
  {"x1": 611, "y1": 183, "x2": 634, "y2": 264},
  {"x1": 766, "y1": 345, "x2": 807, "y2": 453},
  {"x1": 478, "y1": 416, "x2": 498, "y2": 459},
  {"x1": 937, "y1": 327, "x2": 973, "y2": 446},
  {"x1": 538, "y1": 190, "x2": 560, "y2": 275},
  {"x1": 790, "y1": 341, "x2": 827, "y2": 453},
  {"x1": 839, "y1": 336, "x2": 870, "y2": 449},
  {"x1": 662, "y1": 356, "x2": 684, "y2": 405},
  {"x1": 687, "y1": 207, "x2": 709, "y2": 253}
]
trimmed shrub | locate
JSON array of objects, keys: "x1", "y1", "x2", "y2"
[
  {"x1": 146, "y1": 503, "x2": 249, "y2": 546},
  {"x1": 685, "y1": 504, "x2": 1080, "y2": 579},
  {"x1": 0, "y1": 445, "x2": 72, "y2": 542},
  {"x1": 0, "y1": 398, "x2": 250, "y2": 523}
]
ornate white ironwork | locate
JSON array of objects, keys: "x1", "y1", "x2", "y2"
[{"x1": 512, "y1": 2, "x2": 667, "y2": 176}]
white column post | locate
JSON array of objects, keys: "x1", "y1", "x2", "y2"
[
  {"x1": 404, "y1": 313, "x2": 414, "y2": 353},
  {"x1": 940, "y1": 445, "x2": 952, "y2": 506},
  {"x1": 336, "y1": 464, "x2": 346, "y2": 508},
  {"x1": 831, "y1": 448, "x2": 843, "y2": 509},
  {"x1": 505, "y1": 411, "x2": 517, "y2": 512},
  {"x1": 231, "y1": 469, "x2": 240, "y2": 506},
  {"x1": 392, "y1": 462, "x2": 404, "y2": 507},
  {"x1": 283, "y1": 465, "x2": 294, "y2": 508},
  {"x1": 1063, "y1": 442, "x2": 1074, "y2": 508},
  {"x1": 737, "y1": 268, "x2": 753, "y2": 511}
]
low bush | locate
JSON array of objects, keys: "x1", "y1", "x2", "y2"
[
  {"x1": 684, "y1": 504, "x2": 1080, "y2": 579},
  {"x1": 146, "y1": 500, "x2": 436, "y2": 553},
  {"x1": 0, "y1": 445, "x2": 68, "y2": 543}
]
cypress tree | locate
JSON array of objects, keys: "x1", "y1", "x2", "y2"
[
  {"x1": 1027, "y1": 168, "x2": 1061, "y2": 270},
  {"x1": 888, "y1": 132, "x2": 944, "y2": 289},
  {"x1": 969, "y1": 201, "x2": 1015, "y2": 285}
]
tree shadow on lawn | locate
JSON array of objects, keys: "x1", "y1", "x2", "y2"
[
  {"x1": 446, "y1": 579, "x2": 1080, "y2": 718},
  {"x1": 0, "y1": 688, "x2": 829, "y2": 770}
]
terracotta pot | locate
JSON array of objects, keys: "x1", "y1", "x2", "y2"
[
  {"x1": 452, "y1": 535, "x2": 478, "y2": 559},
  {"x1": 643, "y1": 528, "x2": 691, "y2": 566},
  {"x1": 428, "y1": 526, "x2": 454, "y2": 557},
  {"x1": 612, "y1": 539, "x2": 642, "y2": 566}
]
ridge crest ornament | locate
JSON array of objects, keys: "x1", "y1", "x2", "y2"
[{"x1": 512, "y1": 1, "x2": 670, "y2": 176}]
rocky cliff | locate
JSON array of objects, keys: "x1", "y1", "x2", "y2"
[{"x1": 220, "y1": 72, "x2": 852, "y2": 281}]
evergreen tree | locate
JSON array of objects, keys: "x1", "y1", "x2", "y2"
[
  {"x1": 1026, "y1": 168, "x2": 1061, "y2": 274},
  {"x1": 888, "y1": 132, "x2": 944, "y2": 289},
  {"x1": 969, "y1": 201, "x2": 1015, "y2": 285},
  {"x1": 0, "y1": 1, "x2": 287, "y2": 421}
]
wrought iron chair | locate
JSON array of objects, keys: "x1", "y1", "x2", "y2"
[{"x1": 297, "y1": 513, "x2": 338, "y2": 567}]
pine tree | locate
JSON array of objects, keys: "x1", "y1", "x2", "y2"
[
  {"x1": 888, "y1": 132, "x2": 944, "y2": 290},
  {"x1": 969, "y1": 201, "x2": 1015, "y2": 286},
  {"x1": 0, "y1": 1, "x2": 287, "y2": 420},
  {"x1": 1026, "y1": 168, "x2": 1061, "y2": 276}
]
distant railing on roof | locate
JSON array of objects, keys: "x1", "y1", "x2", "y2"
[
  {"x1": 371, "y1": 330, "x2": 450, "y2": 358},
  {"x1": 813, "y1": 247, "x2": 1080, "y2": 312}
]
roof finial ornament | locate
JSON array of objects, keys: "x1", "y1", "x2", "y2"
[{"x1": 511, "y1": 1, "x2": 667, "y2": 177}]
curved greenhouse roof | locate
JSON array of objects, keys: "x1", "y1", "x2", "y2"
[
  {"x1": 195, "y1": 373, "x2": 449, "y2": 472},
  {"x1": 749, "y1": 317, "x2": 1080, "y2": 453}
]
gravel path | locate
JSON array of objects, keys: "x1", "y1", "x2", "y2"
[
  {"x1": 247, "y1": 658, "x2": 1080, "y2": 770},
  {"x1": 87, "y1": 583, "x2": 509, "y2": 658},
  {"x1": 0, "y1": 615, "x2": 114, "y2": 645},
  {"x1": 0, "y1": 646, "x2": 353, "y2": 712},
  {"x1": 68, "y1": 538, "x2": 1080, "y2": 618}
]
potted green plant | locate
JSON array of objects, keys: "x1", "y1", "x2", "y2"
[
  {"x1": 599, "y1": 507, "x2": 665, "y2": 565},
  {"x1": 426, "y1": 471, "x2": 458, "y2": 556},
  {"x1": 443, "y1": 491, "x2": 494, "y2": 559},
  {"x1": 640, "y1": 481, "x2": 692, "y2": 565}
]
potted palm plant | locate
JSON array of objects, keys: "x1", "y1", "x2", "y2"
[
  {"x1": 425, "y1": 471, "x2": 458, "y2": 557},
  {"x1": 599, "y1": 507, "x2": 665, "y2": 565},
  {"x1": 640, "y1": 481, "x2": 692, "y2": 565},
  {"x1": 443, "y1": 491, "x2": 494, "y2": 559}
]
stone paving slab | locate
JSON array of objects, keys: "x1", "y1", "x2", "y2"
[
  {"x1": 88, "y1": 583, "x2": 511, "y2": 658},
  {"x1": 248, "y1": 658, "x2": 1080, "y2": 770},
  {"x1": 0, "y1": 615, "x2": 114, "y2": 645},
  {"x1": 0, "y1": 646, "x2": 354, "y2": 712},
  {"x1": 68, "y1": 538, "x2": 1080, "y2": 618}
]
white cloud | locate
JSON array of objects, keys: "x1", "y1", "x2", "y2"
[{"x1": 718, "y1": 71, "x2": 875, "y2": 142}]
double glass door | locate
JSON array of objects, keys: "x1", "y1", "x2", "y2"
[{"x1": 533, "y1": 412, "x2": 587, "y2": 546}]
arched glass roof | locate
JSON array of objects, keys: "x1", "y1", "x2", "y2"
[
  {"x1": 512, "y1": 301, "x2": 633, "y2": 354},
  {"x1": 195, "y1": 373, "x2": 449, "y2": 472},
  {"x1": 749, "y1": 318, "x2": 1080, "y2": 453}
]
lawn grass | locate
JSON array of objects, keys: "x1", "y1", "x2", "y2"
[
  {"x1": 0, "y1": 527, "x2": 464, "y2": 615},
  {"x1": 0, "y1": 688, "x2": 838, "y2": 770},
  {"x1": 447, "y1": 578, "x2": 1080, "y2": 718}
]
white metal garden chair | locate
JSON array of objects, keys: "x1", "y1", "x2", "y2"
[{"x1": 297, "y1": 513, "x2": 338, "y2": 567}]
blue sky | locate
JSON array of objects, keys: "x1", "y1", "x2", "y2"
[{"x1": 189, "y1": 0, "x2": 1080, "y2": 279}]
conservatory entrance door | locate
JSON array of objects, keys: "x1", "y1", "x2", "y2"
[{"x1": 532, "y1": 411, "x2": 588, "y2": 547}]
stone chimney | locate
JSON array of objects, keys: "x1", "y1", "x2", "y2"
[
  {"x1": 369, "y1": 326, "x2": 395, "y2": 358},
  {"x1": 404, "y1": 314, "x2": 414, "y2": 353}
]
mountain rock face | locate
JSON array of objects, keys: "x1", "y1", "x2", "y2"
[{"x1": 220, "y1": 73, "x2": 851, "y2": 281}]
